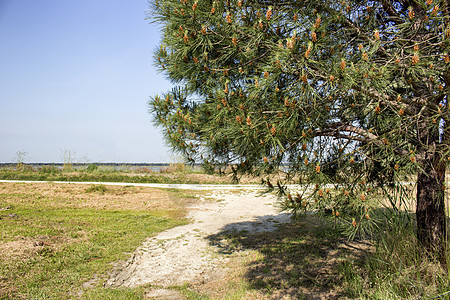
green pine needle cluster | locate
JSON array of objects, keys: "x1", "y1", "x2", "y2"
[{"x1": 148, "y1": 0, "x2": 450, "y2": 242}]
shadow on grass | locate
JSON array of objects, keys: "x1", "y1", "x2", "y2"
[{"x1": 207, "y1": 214, "x2": 371, "y2": 299}]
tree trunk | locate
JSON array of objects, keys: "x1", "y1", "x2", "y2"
[{"x1": 416, "y1": 153, "x2": 447, "y2": 267}]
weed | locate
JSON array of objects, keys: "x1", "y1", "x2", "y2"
[
  {"x1": 86, "y1": 164, "x2": 99, "y2": 172},
  {"x1": 15, "y1": 151, "x2": 28, "y2": 170},
  {"x1": 160, "y1": 162, "x2": 192, "y2": 174},
  {"x1": 61, "y1": 149, "x2": 76, "y2": 171},
  {"x1": 40, "y1": 164, "x2": 60, "y2": 174},
  {"x1": 85, "y1": 184, "x2": 107, "y2": 194},
  {"x1": 339, "y1": 220, "x2": 450, "y2": 299},
  {"x1": 175, "y1": 283, "x2": 209, "y2": 299}
]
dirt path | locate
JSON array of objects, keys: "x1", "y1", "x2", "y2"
[{"x1": 105, "y1": 189, "x2": 291, "y2": 290}]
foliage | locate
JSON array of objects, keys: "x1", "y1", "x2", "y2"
[
  {"x1": 40, "y1": 164, "x2": 61, "y2": 174},
  {"x1": 148, "y1": 0, "x2": 450, "y2": 254}
]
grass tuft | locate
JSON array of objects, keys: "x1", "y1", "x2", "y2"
[{"x1": 85, "y1": 184, "x2": 107, "y2": 194}]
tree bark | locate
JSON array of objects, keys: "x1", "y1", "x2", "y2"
[{"x1": 416, "y1": 151, "x2": 447, "y2": 267}]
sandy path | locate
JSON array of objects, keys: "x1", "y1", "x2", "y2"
[{"x1": 105, "y1": 189, "x2": 291, "y2": 288}]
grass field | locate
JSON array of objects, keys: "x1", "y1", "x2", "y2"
[
  {"x1": 0, "y1": 182, "x2": 199, "y2": 299},
  {"x1": 1, "y1": 167, "x2": 450, "y2": 299},
  {"x1": 0, "y1": 163, "x2": 256, "y2": 185}
]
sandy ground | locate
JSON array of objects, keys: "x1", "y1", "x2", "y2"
[{"x1": 104, "y1": 189, "x2": 291, "y2": 292}]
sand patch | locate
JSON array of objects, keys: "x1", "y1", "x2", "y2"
[{"x1": 106, "y1": 190, "x2": 291, "y2": 288}]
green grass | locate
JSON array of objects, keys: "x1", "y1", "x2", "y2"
[
  {"x1": 0, "y1": 168, "x2": 177, "y2": 183},
  {"x1": 2, "y1": 179, "x2": 449, "y2": 299},
  {"x1": 81, "y1": 287, "x2": 147, "y2": 299},
  {"x1": 84, "y1": 184, "x2": 108, "y2": 194},
  {"x1": 0, "y1": 184, "x2": 191, "y2": 299},
  {"x1": 338, "y1": 217, "x2": 450, "y2": 299},
  {"x1": 0, "y1": 166, "x2": 227, "y2": 184}
]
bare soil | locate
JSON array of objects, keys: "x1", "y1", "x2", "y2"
[{"x1": 105, "y1": 189, "x2": 291, "y2": 288}]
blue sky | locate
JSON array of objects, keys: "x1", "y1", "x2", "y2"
[{"x1": 0, "y1": 0, "x2": 175, "y2": 163}]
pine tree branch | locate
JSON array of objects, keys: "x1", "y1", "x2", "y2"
[
  {"x1": 314, "y1": 123, "x2": 377, "y2": 143},
  {"x1": 314, "y1": 123, "x2": 415, "y2": 158},
  {"x1": 380, "y1": 0, "x2": 404, "y2": 25},
  {"x1": 351, "y1": 84, "x2": 420, "y2": 113}
]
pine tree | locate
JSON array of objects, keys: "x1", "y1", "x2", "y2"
[{"x1": 149, "y1": 0, "x2": 450, "y2": 265}]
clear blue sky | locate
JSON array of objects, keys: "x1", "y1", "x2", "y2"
[{"x1": 0, "y1": 0, "x2": 175, "y2": 163}]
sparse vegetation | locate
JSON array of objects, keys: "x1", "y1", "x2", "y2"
[
  {"x1": 61, "y1": 149, "x2": 76, "y2": 171},
  {"x1": 85, "y1": 184, "x2": 107, "y2": 194},
  {"x1": 160, "y1": 162, "x2": 193, "y2": 174},
  {"x1": 0, "y1": 163, "x2": 252, "y2": 184},
  {"x1": 0, "y1": 182, "x2": 198, "y2": 299},
  {"x1": 14, "y1": 151, "x2": 28, "y2": 170},
  {"x1": 0, "y1": 179, "x2": 449, "y2": 299},
  {"x1": 85, "y1": 163, "x2": 99, "y2": 172}
]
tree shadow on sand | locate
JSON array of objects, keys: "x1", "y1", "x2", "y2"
[{"x1": 207, "y1": 214, "x2": 371, "y2": 299}]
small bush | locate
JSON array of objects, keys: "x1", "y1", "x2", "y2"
[
  {"x1": 16, "y1": 164, "x2": 34, "y2": 172},
  {"x1": 85, "y1": 184, "x2": 107, "y2": 194},
  {"x1": 86, "y1": 164, "x2": 99, "y2": 172},
  {"x1": 40, "y1": 165, "x2": 60, "y2": 174},
  {"x1": 201, "y1": 162, "x2": 215, "y2": 175},
  {"x1": 160, "y1": 162, "x2": 195, "y2": 174}
]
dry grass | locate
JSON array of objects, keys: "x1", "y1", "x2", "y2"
[
  {"x1": 1, "y1": 180, "x2": 449, "y2": 299},
  {"x1": 0, "y1": 181, "x2": 200, "y2": 299},
  {"x1": 0, "y1": 181, "x2": 200, "y2": 212}
]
